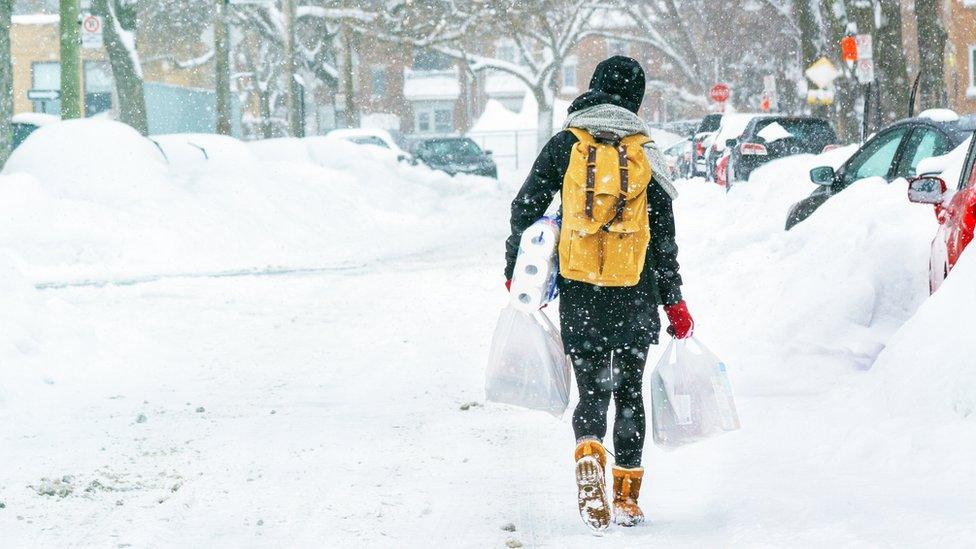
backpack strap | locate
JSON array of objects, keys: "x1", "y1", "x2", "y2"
[
  {"x1": 615, "y1": 145, "x2": 629, "y2": 222},
  {"x1": 585, "y1": 145, "x2": 597, "y2": 219}
]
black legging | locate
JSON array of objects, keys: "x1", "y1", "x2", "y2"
[{"x1": 571, "y1": 346, "x2": 648, "y2": 468}]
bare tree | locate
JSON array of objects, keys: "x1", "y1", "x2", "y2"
[
  {"x1": 874, "y1": 0, "x2": 909, "y2": 123},
  {"x1": 229, "y1": 1, "x2": 356, "y2": 136},
  {"x1": 914, "y1": 0, "x2": 947, "y2": 110},
  {"x1": 366, "y1": 0, "x2": 601, "y2": 151},
  {"x1": 94, "y1": 0, "x2": 149, "y2": 135},
  {"x1": 0, "y1": 1, "x2": 12, "y2": 165}
]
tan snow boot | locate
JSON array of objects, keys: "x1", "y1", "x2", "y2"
[
  {"x1": 611, "y1": 466, "x2": 645, "y2": 526},
  {"x1": 574, "y1": 439, "x2": 611, "y2": 532}
]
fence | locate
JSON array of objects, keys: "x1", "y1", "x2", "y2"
[
  {"x1": 145, "y1": 82, "x2": 243, "y2": 137},
  {"x1": 466, "y1": 129, "x2": 538, "y2": 172}
]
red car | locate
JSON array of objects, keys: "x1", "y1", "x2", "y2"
[
  {"x1": 715, "y1": 148, "x2": 731, "y2": 189},
  {"x1": 908, "y1": 118, "x2": 976, "y2": 292}
]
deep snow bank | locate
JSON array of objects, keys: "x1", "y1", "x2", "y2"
[
  {"x1": 0, "y1": 120, "x2": 511, "y2": 283},
  {"x1": 872, "y1": 246, "x2": 976, "y2": 419},
  {"x1": 674, "y1": 150, "x2": 935, "y2": 393}
]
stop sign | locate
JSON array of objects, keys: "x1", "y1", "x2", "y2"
[{"x1": 710, "y1": 83, "x2": 731, "y2": 103}]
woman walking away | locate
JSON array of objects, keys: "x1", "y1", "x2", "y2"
[{"x1": 503, "y1": 56, "x2": 694, "y2": 532}]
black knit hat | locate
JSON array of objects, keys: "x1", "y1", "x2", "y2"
[
  {"x1": 589, "y1": 56, "x2": 646, "y2": 111},
  {"x1": 569, "y1": 56, "x2": 646, "y2": 115}
]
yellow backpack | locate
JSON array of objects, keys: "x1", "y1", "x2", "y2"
[{"x1": 559, "y1": 128, "x2": 653, "y2": 287}]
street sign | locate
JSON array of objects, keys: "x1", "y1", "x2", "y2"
[
  {"x1": 27, "y1": 89, "x2": 61, "y2": 101},
  {"x1": 804, "y1": 57, "x2": 840, "y2": 90},
  {"x1": 710, "y1": 83, "x2": 731, "y2": 103},
  {"x1": 856, "y1": 58, "x2": 875, "y2": 84},
  {"x1": 841, "y1": 35, "x2": 858, "y2": 68},
  {"x1": 855, "y1": 34, "x2": 873, "y2": 60},
  {"x1": 762, "y1": 75, "x2": 778, "y2": 111},
  {"x1": 81, "y1": 14, "x2": 103, "y2": 49},
  {"x1": 806, "y1": 88, "x2": 835, "y2": 106}
]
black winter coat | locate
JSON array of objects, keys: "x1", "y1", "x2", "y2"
[{"x1": 505, "y1": 129, "x2": 683, "y2": 357}]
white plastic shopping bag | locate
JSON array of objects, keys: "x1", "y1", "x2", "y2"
[
  {"x1": 485, "y1": 305, "x2": 571, "y2": 417},
  {"x1": 650, "y1": 337, "x2": 740, "y2": 448}
]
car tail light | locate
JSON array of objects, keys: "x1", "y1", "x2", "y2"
[
  {"x1": 740, "y1": 143, "x2": 767, "y2": 155},
  {"x1": 821, "y1": 144, "x2": 841, "y2": 153},
  {"x1": 696, "y1": 140, "x2": 705, "y2": 157}
]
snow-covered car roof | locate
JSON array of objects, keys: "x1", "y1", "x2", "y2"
[
  {"x1": 714, "y1": 113, "x2": 772, "y2": 151},
  {"x1": 12, "y1": 112, "x2": 60, "y2": 127},
  {"x1": 326, "y1": 128, "x2": 407, "y2": 156}
]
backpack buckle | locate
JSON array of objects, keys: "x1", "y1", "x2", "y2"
[{"x1": 592, "y1": 131, "x2": 621, "y2": 146}]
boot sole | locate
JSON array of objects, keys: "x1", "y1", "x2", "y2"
[{"x1": 575, "y1": 456, "x2": 611, "y2": 532}]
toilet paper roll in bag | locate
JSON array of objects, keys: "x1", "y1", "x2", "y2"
[{"x1": 511, "y1": 216, "x2": 560, "y2": 312}]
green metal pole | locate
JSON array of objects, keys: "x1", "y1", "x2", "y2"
[
  {"x1": 214, "y1": 0, "x2": 231, "y2": 135},
  {"x1": 60, "y1": 0, "x2": 83, "y2": 119}
]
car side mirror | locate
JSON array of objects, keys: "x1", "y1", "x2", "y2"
[
  {"x1": 907, "y1": 175, "x2": 947, "y2": 205},
  {"x1": 810, "y1": 166, "x2": 836, "y2": 186},
  {"x1": 484, "y1": 150, "x2": 493, "y2": 155},
  {"x1": 725, "y1": 139, "x2": 736, "y2": 148}
]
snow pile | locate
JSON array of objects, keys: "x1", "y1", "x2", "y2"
[
  {"x1": 0, "y1": 250, "x2": 90, "y2": 408},
  {"x1": 675, "y1": 152, "x2": 935, "y2": 393},
  {"x1": 873, "y1": 246, "x2": 976, "y2": 420},
  {"x1": 3, "y1": 119, "x2": 169, "y2": 205},
  {"x1": 0, "y1": 120, "x2": 509, "y2": 284}
]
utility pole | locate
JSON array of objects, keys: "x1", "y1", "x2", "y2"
[
  {"x1": 341, "y1": 25, "x2": 357, "y2": 128},
  {"x1": 60, "y1": 0, "x2": 83, "y2": 119},
  {"x1": 214, "y1": 0, "x2": 232, "y2": 135},
  {"x1": 282, "y1": 0, "x2": 302, "y2": 137},
  {"x1": 1, "y1": 0, "x2": 12, "y2": 165}
]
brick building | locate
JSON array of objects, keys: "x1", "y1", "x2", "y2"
[
  {"x1": 945, "y1": 0, "x2": 976, "y2": 113},
  {"x1": 11, "y1": 14, "x2": 112, "y2": 117}
]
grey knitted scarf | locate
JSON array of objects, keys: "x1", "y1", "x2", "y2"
[{"x1": 564, "y1": 104, "x2": 678, "y2": 199}]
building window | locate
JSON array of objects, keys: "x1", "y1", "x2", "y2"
[
  {"x1": 608, "y1": 39, "x2": 628, "y2": 57},
  {"x1": 417, "y1": 111, "x2": 431, "y2": 133},
  {"x1": 496, "y1": 40, "x2": 517, "y2": 64},
  {"x1": 414, "y1": 103, "x2": 453, "y2": 134},
  {"x1": 84, "y1": 61, "x2": 113, "y2": 116},
  {"x1": 433, "y1": 109, "x2": 451, "y2": 133},
  {"x1": 562, "y1": 56, "x2": 578, "y2": 91},
  {"x1": 371, "y1": 66, "x2": 387, "y2": 98},
  {"x1": 969, "y1": 45, "x2": 976, "y2": 96},
  {"x1": 31, "y1": 61, "x2": 61, "y2": 114},
  {"x1": 413, "y1": 50, "x2": 453, "y2": 71}
]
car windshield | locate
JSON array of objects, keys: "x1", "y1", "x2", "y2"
[
  {"x1": 349, "y1": 136, "x2": 389, "y2": 148},
  {"x1": 697, "y1": 114, "x2": 722, "y2": 133},
  {"x1": 425, "y1": 139, "x2": 482, "y2": 158},
  {"x1": 843, "y1": 127, "x2": 910, "y2": 185},
  {"x1": 753, "y1": 119, "x2": 835, "y2": 144}
]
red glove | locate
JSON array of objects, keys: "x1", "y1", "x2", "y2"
[
  {"x1": 665, "y1": 300, "x2": 694, "y2": 339},
  {"x1": 505, "y1": 279, "x2": 512, "y2": 292}
]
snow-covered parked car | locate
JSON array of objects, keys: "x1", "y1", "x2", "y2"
[
  {"x1": 662, "y1": 138, "x2": 692, "y2": 179},
  {"x1": 723, "y1": 116, "x2": 837, "y2": 189},
  {"x1": 786, "y1": 110, "x2": 973, "y2": 230},
  {"x1": 326, "y1": 128, "x2": 412, "y2": 163},
  {"x1": 704, "y1": 113, "x2": 771, "y2": 182},
  {"x1": 10, "y1": 112, "x2": 59, "y2": 153},
  {"x1": 906, "y1": 116, "x2": 976, "y2": 292},
  {"x1": 410, "y1": 137, "x2": 498, "y2": 178},
  {"x1": 691, "y1": 114, "x2": 722, "y2": 178}
]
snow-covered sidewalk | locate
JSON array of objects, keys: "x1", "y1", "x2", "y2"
[{"x1": 1, "y1": 122, "x2": 974, "y2": 547}]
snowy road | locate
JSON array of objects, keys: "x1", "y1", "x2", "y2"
[
  {"x1": 2, "y1": 143, "x2": 974, "y2": 547},
  {"x1": 4, "y1": 233, "x2": 972, "y2": 548}
]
